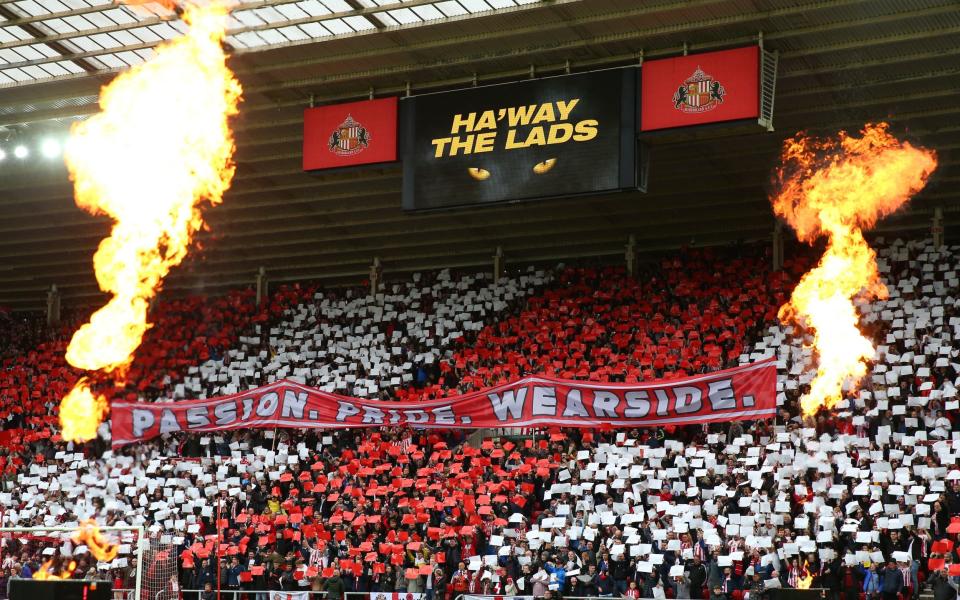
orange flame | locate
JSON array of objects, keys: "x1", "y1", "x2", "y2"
[
  {"x1": 58, "y1": 1, "x2": 242, "y2": 441},
  {"x1": 59, "y1": 380, "x2": 109, "y2": 443},
  {"x1": 772, "y1": 123, "x2": 937, "y2": 417},
  {"x1": 32, "y1": 559, "x2": 78, "y2": 580},
  {"x1": 796, "y1": 570, "x2": 813, "y2": 590},
  {"x1": 72, "y1": 519, "x2": 119, "y2": 562}
]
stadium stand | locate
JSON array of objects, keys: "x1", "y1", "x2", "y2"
[
  {"x1": 2, "y1": 239, "x2": 959, "y2": 600},
  {"x1": 172, "y1": 267, "x2": 551, "y2": 402}
]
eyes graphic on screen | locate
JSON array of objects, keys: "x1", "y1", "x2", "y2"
[
  {"x1": 533, "y1": 158, "x2": 556, "y2": 174},
  {"x1": 467, "y1": 158, "x2": 557, "y2": 181},
  {"x1": 467, "y1": 167, "x2": 490, "y2": 181}
]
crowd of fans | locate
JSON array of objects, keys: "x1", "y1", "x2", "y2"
[{"x1": 1, "y1": 238, "x2": 960, "y2": 600}]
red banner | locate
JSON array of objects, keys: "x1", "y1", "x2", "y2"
[
  {"x1": 110, "y1": 359, "x2": 776, "y2": 446},
  {"x1": 303, "y1": 97, "x2": 398, "y2": 170},
  {"x1": 641, "y1": 45, "x2": 760, "y2": 132}
]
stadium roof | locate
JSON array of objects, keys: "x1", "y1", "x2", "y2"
[
  {"x1": 0, "y1": 0, "x2": 540, "y2": 84},
  {"x1": 0, "y1": 0, "x2": 957, "y2": 309}
]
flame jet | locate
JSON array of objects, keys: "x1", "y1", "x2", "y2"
[
  {"x1": 59, "y1": 2, "x2": 242, "y2": 442},
  {"x1": 771, "y1": 123, "x2": 937, "y2": 417}
]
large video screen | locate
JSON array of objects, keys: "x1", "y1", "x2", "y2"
[{"x1": 400, "y1": 68, "x2": 638, "y2": 211}]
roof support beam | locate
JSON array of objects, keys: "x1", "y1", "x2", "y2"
[
  {"x1": 0, "y1": 0, "x2": 306, "y2": 28},
  {"x1": 0, "y1": 4, "x2": 98, "y2": 74},
  {"x1": 342, "y1": 0, "x2": 385, "y2": 30},
  {"x1": 0, "y1": 0, "x2": 535, "y2": 58}
]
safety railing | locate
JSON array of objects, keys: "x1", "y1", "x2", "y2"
[
  {"x1": 451, "y1": 595, "x2": 663, "y2": 600},
  {"x1": 174, "y1": 591, "x2": 666, "y2": 600},
  {"x1": 179, "y1": 590, "x2": 328, "y2": 600}
]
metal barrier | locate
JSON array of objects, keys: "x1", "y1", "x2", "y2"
[
  {"x1": 180, "y1": 590, "x2": 328, "y2": 600},
  {"x1": 177, "y1": 590, "x2": 657, "y2": 600},
  {"x1": 453, "y1": 596, "x2": 660, "y2": 600}
]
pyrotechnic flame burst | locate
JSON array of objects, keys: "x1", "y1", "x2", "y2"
[
  {"x1": 772, "y1": 123, "x2": 937, "y2": 418},
  {"x1": 30, "y1": 520, "x2": 117, "y2": 579},
  {"x1": 59, "y1": 379, "x2": 109, "y2": 443},
  {"x1": 32, "y1": 559, "x2": 78, "y2": 580},
  {"x1": 796, "y1": 562, "x2": 814, "y2": 589},
  {"x1": 73, "y1": 519, "x2": 120, "y2": 562},
  {"x1": 58, "y1": 1, "x2": 242, "y2": 441}
]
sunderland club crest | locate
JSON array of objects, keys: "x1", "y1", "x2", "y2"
[
  {"x1": 672, "y1": 66, "x2": 725, "y2": 113},
  {"x1": 328, "y1": 114, "x2": 370, "y2": 156}
]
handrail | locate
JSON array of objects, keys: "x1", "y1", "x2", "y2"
[
  {"x1": 179, "y1": 591, "x2": 327, "y2": 593},
  {"x1": 454, "y1": 595, "x2": 671, "y2": 600},
  {"x1": 179, "y1": 590, "x2": 329, "y2": 599}
]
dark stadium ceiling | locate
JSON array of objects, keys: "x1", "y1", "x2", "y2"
[{"x1": 0, "y1": 0, "x2": 957, "y2": 310}]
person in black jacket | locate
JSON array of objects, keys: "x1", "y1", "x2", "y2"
[
  {"x1": 432, "y1": 567, "x2": 447, "y2": 600},
  {"x1": 688, "y1": 555, "x2": 707, "y2": 599},
  {"x1": 324, "y1": 570, "x2": 346, "y2": 600},
  {"x1": 946, "y1": 480, "x2": 960, "y2": 515},
  {"x1": 840, "y1": 565, "x2": 862, "y2": 600},
  {"x1": 609, "y1": 554, "x2": 629, "y2": 595},
  {"x1": 818, "y1": 557, "x2": 841, "y2": 600},
  {"x1": 596, "y1": 571, "x2": 615, "y2": 597},
  {"x1": 928, "y1": 568, "x2": 959, "y2": 600},
  {"x1": 906, "y1": 530, "x2": 924, "y2": 599},
  {"x1": 200, "y1": 582, "x2": 215, "y2": 600},
  {"x1": 880, "y1": 561, "x2": 904, "y2": 600},
  {"x1": 442, "y1": 537, "x2": 462, "y2": 579},
  {"x1": 573, "y1": 564, "x2": 599, "y2": 597}
]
